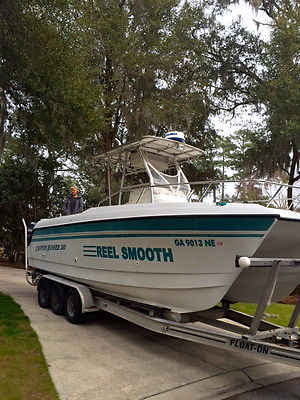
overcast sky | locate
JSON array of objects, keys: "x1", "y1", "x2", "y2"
[{"x1": 224, "y1": 1, "x2": 271, "y2": 38}]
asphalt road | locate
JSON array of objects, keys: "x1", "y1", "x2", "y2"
[{"x1": 1, "y1": 266, "x2": 300, "y2": 400}]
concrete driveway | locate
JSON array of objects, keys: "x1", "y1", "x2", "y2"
[{"x1": 0, "y1": 266, "x2": 300, "y2": 400}]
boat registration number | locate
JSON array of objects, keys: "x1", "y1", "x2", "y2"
[
  {"x1": 228, "y1": 339, "x2": 269, "y2": 355},
  {"x1": 174, "y1": 239, "x2": 220, "y2": 247}
]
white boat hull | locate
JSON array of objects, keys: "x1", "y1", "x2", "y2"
[{"x1": 28, "y1": 203, "x2": 279, "y2": 312}]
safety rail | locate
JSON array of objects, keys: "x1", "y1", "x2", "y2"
[
  {"x1": 22, "y1": 219, "x2": 36, "y2": 286},
  {"x1": 98, "y1": 179, "x2": 300, "y2": 210}
]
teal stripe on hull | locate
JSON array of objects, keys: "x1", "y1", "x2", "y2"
[
  {"x1": 31, "y1": 233, "x2": 265, "y2": 242},
  {"x1": 33, "y1": 216, "x2": 275, "y2": 237}
]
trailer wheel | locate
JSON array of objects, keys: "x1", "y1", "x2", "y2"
[
  {"x1": 65, "y1": 288, "x2": 83, "y2": 324},
  {"x1": 38, "y1": 278, "x2": 52, "y2": 309},
  {"x1": 50, "y1": 283, "x2": 65, "y2": 315}
]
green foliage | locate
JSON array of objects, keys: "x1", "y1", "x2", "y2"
[
  {"x1": 77, "y1": 0, "x2": 224, "y2": 155},
  {"x1": 217, "y1": 130, "x2": 258, "y2": 180},
  {"x1": 0, "y1": 0, "x2": 102, "y2": 154},
  {"x1": 210, "y1": 1, "x2": 300, "y2": 207},
  {"x1": 0, "y1": 155, "x2": 73, "y2": 262},
  {"x1": 259, "y1": 2, "x2": 300, "y2": 186},
  {"x1": 0, "y1": 159, "x2": 41, "y2": 262}
]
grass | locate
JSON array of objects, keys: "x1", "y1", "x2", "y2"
[
  {"x1": 231, "y1": 302, "x2": 299, "y2": 327},
  {"x1": 0, "y1": 292, "x2": 59, "y2": 400}
]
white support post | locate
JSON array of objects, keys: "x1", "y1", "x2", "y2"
[
  {"x1": 289, "y1": 297, "x2": 300, "y2": 328},
  {"x1": 118, "y1": 152, "x2": 128, "y2": 205},
  {"x1": 248, "y1": 260, "x2": 281, "y2": 336},
  {"x1": 139, "y1": 148, "x2": 154, "y2": 203},
  {"x1": 107, "y1": 161, "x2": 112, "y2": 206}
]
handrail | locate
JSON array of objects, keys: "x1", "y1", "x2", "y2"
[
  {"x1": 118, "y1": 179, "x2": 300, "y2": 191},
  {"x1": 97, "y1": 179, "x2": 300, "y2": 209},
  {"x1": 22, "y1": 219, "x2": 35, "y2": 286}
]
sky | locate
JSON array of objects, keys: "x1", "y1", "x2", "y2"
[{"x1": 225, "y1": 2, "x2": 271, "y2": 37}]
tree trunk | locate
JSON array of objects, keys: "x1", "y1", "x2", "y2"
[
  {"x1": 100, "y1": 56, "x2": 117, "y2": 152},
  {"x1": 287, "y1": 142, "x2": 300, "y2": 210},
  {"x1": 0, "y1": 87, "x2": 8, "y2": 156}
]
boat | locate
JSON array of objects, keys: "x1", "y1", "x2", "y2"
[{"x1": 27, "y1": 133, "x2": 300, "y2": 312}]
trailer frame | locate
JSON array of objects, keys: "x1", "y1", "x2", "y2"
[{"x1": 29, "y1": 256, "x2": 300, "y2": 367}]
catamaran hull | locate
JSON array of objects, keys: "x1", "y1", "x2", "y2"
[
  {"x1": 28, "y1": 203, "x2": 277, "y2": 312},
  {"x1": 225, "y1": 214, "x2": 300, "y2": 304}
]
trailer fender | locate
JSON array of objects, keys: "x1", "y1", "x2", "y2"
[{"x1": 38, "y1": 275, "x2": 98, "y2": 313}]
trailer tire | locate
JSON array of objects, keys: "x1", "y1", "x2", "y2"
[
  {"x1": 65, "y1": 288, "x2": 83, "y2": 324},
  {"x1": 38, "y1": 278, "x2": 52, "y2": 309},
  {"x1": 50, "y1": 283, "x2": 65, "y2": 315}
]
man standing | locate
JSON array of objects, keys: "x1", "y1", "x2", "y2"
[{"x1": 63, "y1": 186, "x2": 83, "y2": 215}]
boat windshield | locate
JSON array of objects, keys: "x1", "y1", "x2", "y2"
[{"x1": 143, "y1": 150, "x2": 191, "y2": 200}]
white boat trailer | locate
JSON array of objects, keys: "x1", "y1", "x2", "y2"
[{"x1": 28, "y1": 262, "x2": 300, "y2": 367}]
